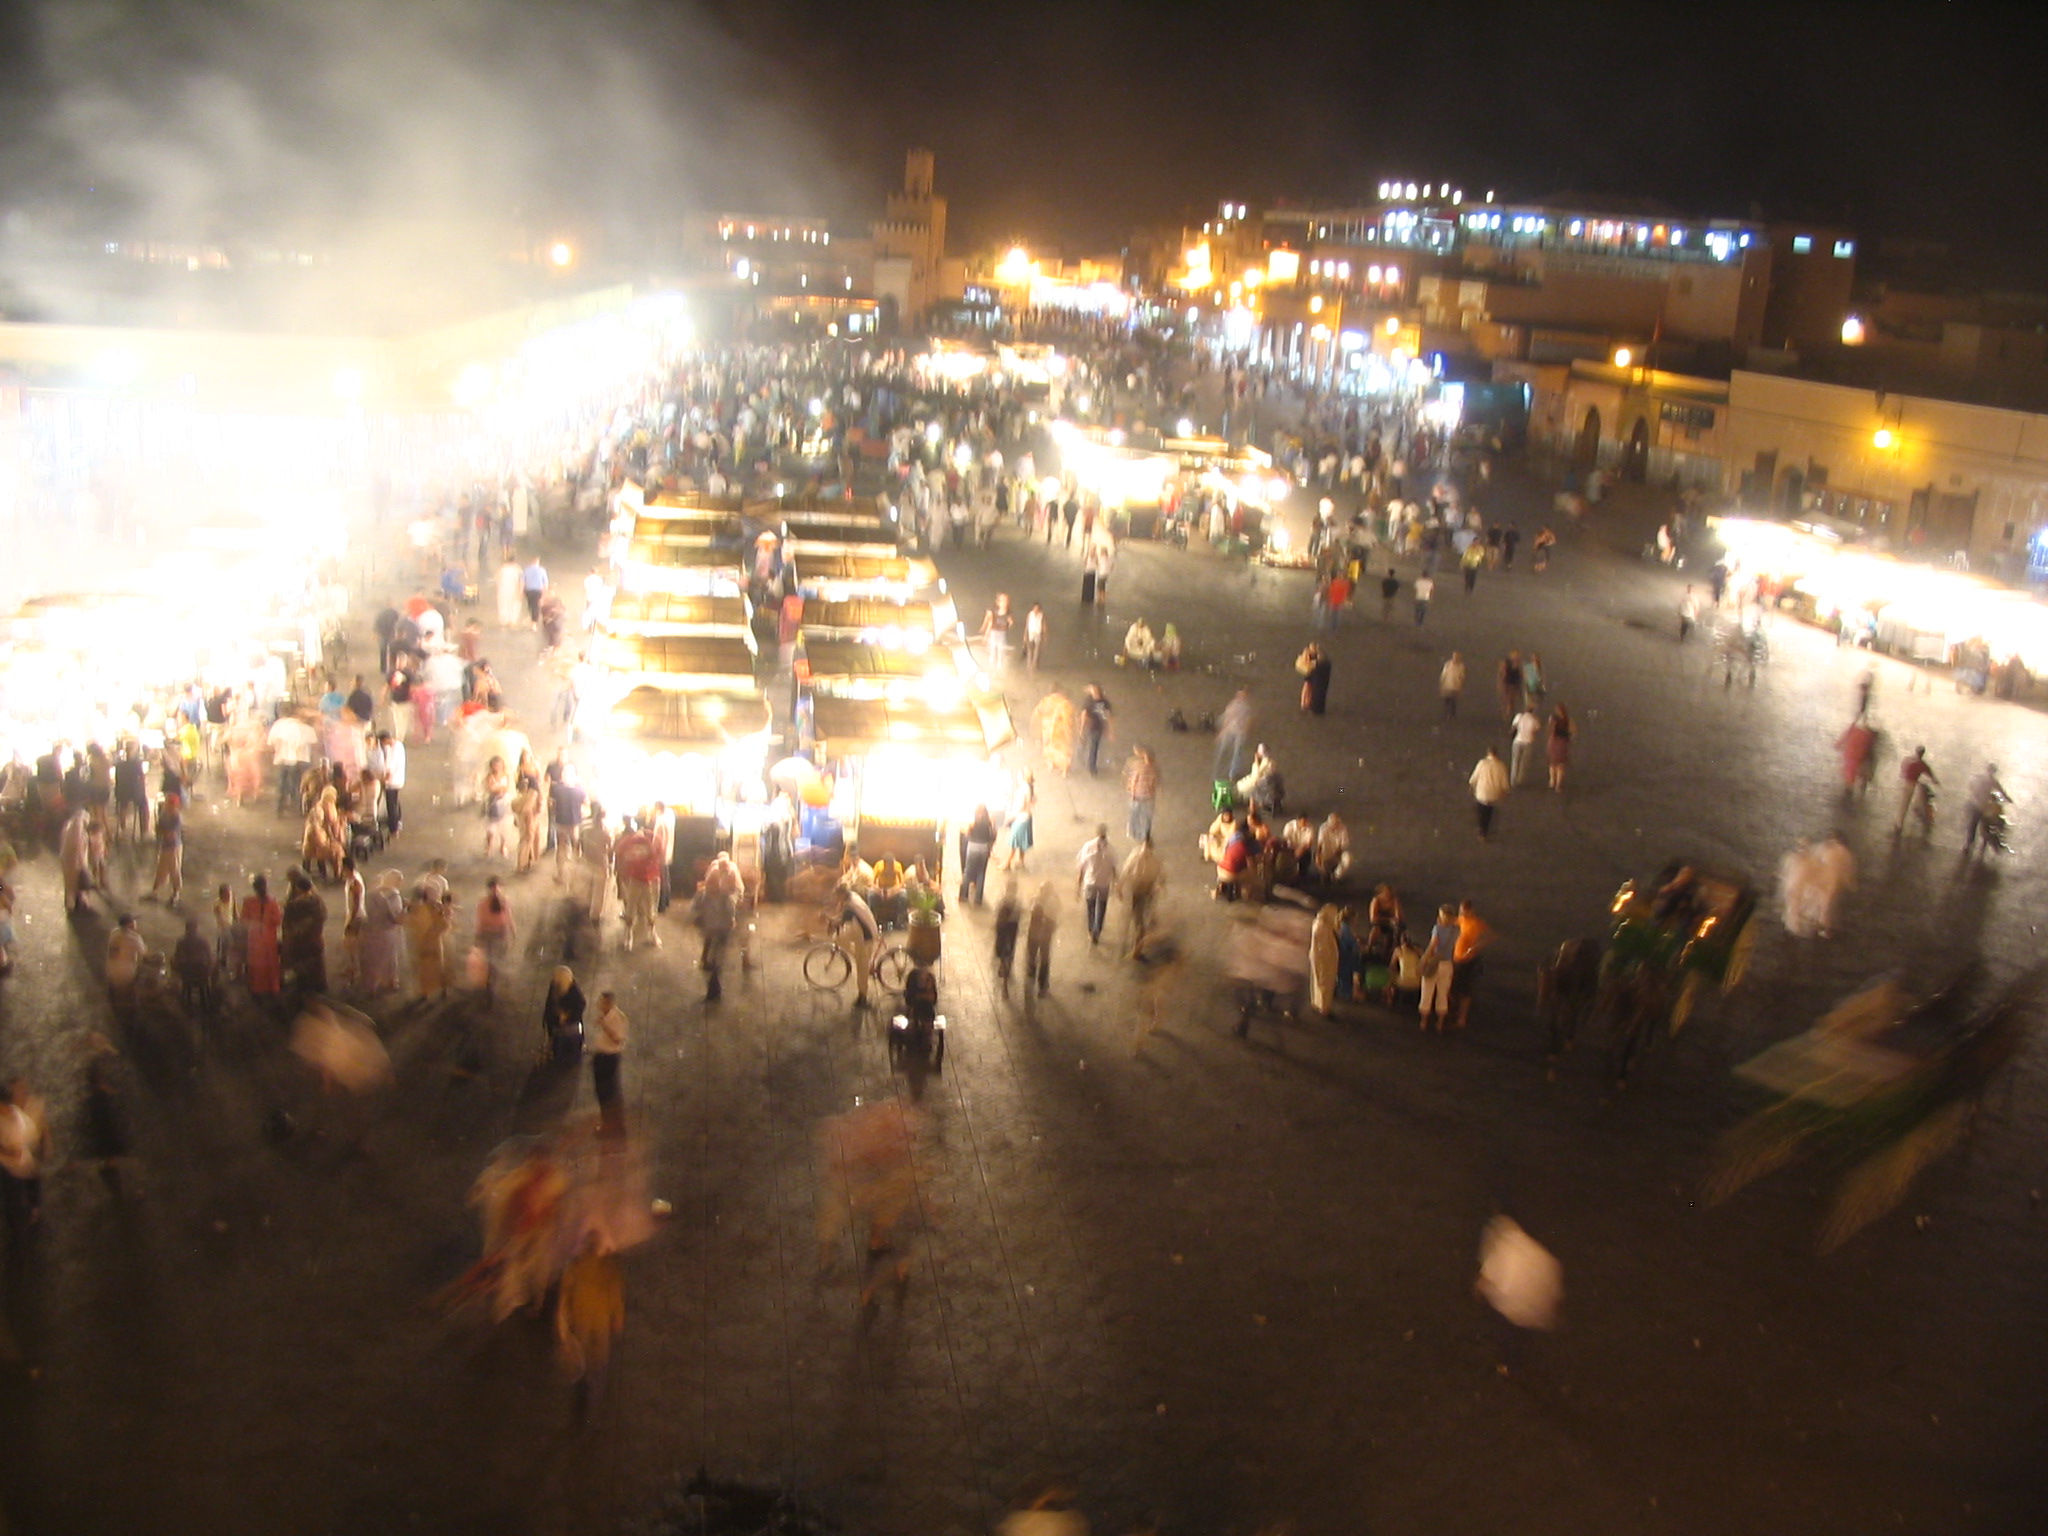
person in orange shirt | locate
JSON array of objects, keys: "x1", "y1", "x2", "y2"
[{"x1": 1452, "y1": 899, "x2": 1494, "y2": 1031}]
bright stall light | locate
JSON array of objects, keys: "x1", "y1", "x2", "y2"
[
  {"x1": 1841, "y1": 315, "x2": 1867, "y2": 346},
  {"x1": 549, "y1": 241, "x2": 575, "y2": 268}
]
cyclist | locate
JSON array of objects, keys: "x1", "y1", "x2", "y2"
[{"x1": 834, "y1": 882, "x2": 881, "y2": 1007}]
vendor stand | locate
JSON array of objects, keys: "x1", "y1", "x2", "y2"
[
  {"x1": 807, "y1": 693, "x2": 1016, "y2": 874},
  {"x1": 593, "y1": 684, "x2": 776, "y2": 890}
]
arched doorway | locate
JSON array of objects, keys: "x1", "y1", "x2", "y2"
[
  {"x1": 1574, "y1": 406, "x2": 1601, "y2": 469},
  {"x1": 1622, "y1": 417, "x2": 1651, "y2": 482}
]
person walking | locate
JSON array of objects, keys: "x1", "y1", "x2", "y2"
[
  {"x1": 242, "y1": 875, "x2": 284, "y2": 1002},
  {"x1": 150, "y1": 790, "x2": 185, "y2": 904},
  {"x1": 1470, "y1": 748, "x2": 1510, "y2": 841},
  {"x1": 1076, "y1": 825, "x2": 1117, "y2": 945},
  {"x1": 1419, "y1": 904, "x2": 1459, "y2": 1030},
  {"x1": 1022, "y1": 603, "x2": 1046, "y2": 673},
  {"x1": 1546, "y1": 703, "x2": 1575, "y2": 792},
  {"x1": 473, "y1": 877, "x2": 515, "y2": 993},
  {"x1": 1894, "y1": 745, "x2": 1937, "y2": 834},
  {"x1": 958, "y1": 804, "x2": 997, "y2": 905},
  {"x1": 1379, "y1": 567, "x2": 1401, "y2": 622},
  {"x1": 1413, "y1": 572, "x2": 1434, "y2": 626},
  {"x1": 549, "y1": 766, "x2": 586, "y2": 884},
  {"x1": 1439, "y1": 652, "x2": 1466, "y2": 717},
  {"x1": 1297, "y1": 642, "x2": 1333, "y2": 716},
  {"x1": 1025, "y1": 882, "x2": 1059, "y2": 997},
  {"x1": 1678, "y1": 585, "x2": 1700, "y2": 642},
  {"x1": 1213, "y1": 688, "x2": 1253, "y2": 785},
  {"x1": 589, "y1": 991, "x2": 628, "y2": 1132},
  {"x1": 1497, "y1": 651, "x2": 1523, "y2": 720},
  {"x1": 613, "y1": 816, "x2": 661, "y2": 950},
  {"x1": 1119, "y1": 835, "x2": 1163, "y2": 958},
  {"x1": 693, "y1": 853, "x2": 741, "y2": 1001},
  {"x1": 978, "y1": 593, "x2": 1014, "y2": 672},
  {"x1": 556, "y1": 1232, "x2": 625, "y2": 1416},
  {"x1": 1122, "y1": 746, "x2": 1160, "y2": 843},
  {"x1": 1078, "y1": 683, "x2": 1112, "y2": 776},
  {"x1": 1509, "y1": 704, "x2": 1543, "y2": 786}
]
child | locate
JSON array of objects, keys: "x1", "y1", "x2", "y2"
[
  {"x1": 213, "y1": 882, "x2": 242, "y2": 979},
  {"x1": 992, "y1": 878, "x2": 1021, "y2": 997}
]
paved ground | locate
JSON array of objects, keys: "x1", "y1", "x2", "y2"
[{"x1": 3, "y1": 464, "x2": 2048, "y2": 1536}]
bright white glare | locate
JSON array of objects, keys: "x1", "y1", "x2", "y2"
[
  {"x1": 452, "y1": 362, "x2": 493, "y2": 409},
  {"x1": 1177, "y1": 417, "x2": 1194, "y2": 437},
  {"x1": 331, "y1": 366, "x2": 365, "y2": 403},
  {"x1": 95, "y1": 349, "x2": 142, "y2": 387},
  {"x1": 549, "y1": 241, "x2": 574, "y2": 268}
]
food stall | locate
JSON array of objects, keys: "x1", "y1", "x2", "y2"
[
  {"x1": 601, "y1": 593, "x2": 750, "y2": 639},
  {"x1": 619, "y1": 539, "x2": 748, "y2": 599},
  {"x1": 808, "y1": 693, "x2": 1016, "y2": 872},
  {"x1": 594, "y1": 684, "x2": 777, "y2": 888}
]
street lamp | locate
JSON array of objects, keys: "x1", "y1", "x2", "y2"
[
  {"x1": 1872, "y1": 427, "x2": 1895, "y2": 451},
  {"x1": 1612, "y1": 346, "x2": 1633, "y2": 368},
  {"x1": 548, "y1": 240, "x2": 575, "y2": 269},
  {"x1": 1841, "y1": 315, "x2": 1867, "y2": 346}
]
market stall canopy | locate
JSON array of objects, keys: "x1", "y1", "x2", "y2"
[
  {"x1": 785, "y1": 534, "x2": 907, "y2": 565},
  {"x1": 645, "y1": 493, "x2": 746, "y2": 515},
  {"x1": 787, "y1": 548, "x2": 937, "y2": 593},
  {"x1": 795, "y1": 597, "x2": 944, "y2": 641},
  {"x1": 630, "y1": 511, "x2": 742, "y2": 546},
  {"x1": 811, "y1": 693, "x2": 1014, "y2": 756},
  {"x1": 603, "y1": 593, "x2": 749, "y2": 637},
  {"x1": 751, "y1": 494, "x2": 890, "y2": 522},
  {"x1": 605, "y1": 685, "x2": 770, "y2": 745},
  {"x1": 779, "y1": 521, "x2": 901, "y2": 550},
  {"x1": 595, "y1": 633, "x2": 760, "y2": 686},
  {"x1": 800, "y1": 638, "x2": 975, "y2": 699}
]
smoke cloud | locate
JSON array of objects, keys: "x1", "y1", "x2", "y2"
[{"x1": 0, "y1": 0, "x2": 849, "y2": 329}]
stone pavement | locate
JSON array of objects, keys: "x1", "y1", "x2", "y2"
[{"x1": 3, "y1": 470, "x2": 2048, "y2": 1535}]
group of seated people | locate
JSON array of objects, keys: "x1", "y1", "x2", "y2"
[
  {"x1": 1122, "y1": 618, "x2": 1181, "y2": 672},
  {"x1": 841, "y1": 851, "x2": 946, "y2": 930},
  {"x1": 1200, "y1": 805, "x2": 1352, "y2": 902}
]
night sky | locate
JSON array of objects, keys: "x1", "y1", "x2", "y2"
[{"x1": 2, "y1": 0, "x2": 2045, "y2": 278}]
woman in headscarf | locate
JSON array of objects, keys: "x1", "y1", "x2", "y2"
[
  {"x1": 302, "y1": 786, "x2": 346, "y2": 883},
  {"x1": 1309, "y1": 902, "x2": 1343, "y2": 1017},
  {"x1": 280, "y1": 869, "x2": 329, "y2": 996},
  {"x1": 242, "y1": 874, "x2": 284, "y2": 998},
  {"x1": 360, "y1": 871, "x2": 406, "y2": 993},
  {"x1": 542, "y1": 965, "x2": 586, "y2": 1062},
  {"x1": 404, "y1": 883, "x2": 452, "y2": 1001}
]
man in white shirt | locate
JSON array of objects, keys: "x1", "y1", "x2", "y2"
[
  {"x1": 267, "y1": 710, "x2": 318, "y2": 817},
  {"x1": 1509, "y1": 707, "x2": 1543, "y2": 786},
  {"x1": 1470, "y1": 749, "x2": 1511, "y2": 841},
  {"x1": 1075, "y1": 824, "x2": 1118, "y2": 945}
]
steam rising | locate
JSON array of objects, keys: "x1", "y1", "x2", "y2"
[{"x1": 1, "y1": 0, "x2": 843, "y2": 330}]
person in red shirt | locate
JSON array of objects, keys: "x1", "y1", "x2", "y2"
[
  {"x1": 612, "y1": 817, "x2": 662, "y2": 951},
  {"x1": 1324, "y1": 570, "x2": 1353, "y2": 632}
]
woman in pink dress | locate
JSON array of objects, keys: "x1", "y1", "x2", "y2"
[{"x1": 241, "y1": 874, "x2": 284, "y2": 997}]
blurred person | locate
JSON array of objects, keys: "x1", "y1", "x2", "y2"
[
  {"x1": 578, "y1": 806, "x2": 614, "y2": 934},
  {"x1": 979, "y1": 593, "x2": 1014, "y2": 670},
  {"x1": 360, "y1": 871, "x2": 406, "y2": 994},
  {"x1": 281, "y1": 870, "x2": 329, "y2": 997},
  {"x1": 1309, "y1": 902, "x2": 1343, "y2": 1017},
  {"x1": 339, "y1": 855, "x2": 367, "y2": 988},
  {"x1": 1296, "y1": 641, "x2": 1332, "y2": 716},
  {"x1": 480, "y1": 755, "x2": 513, "y2": 859},
  {"x1": 815, "y1": 1100, "x2": 927, "y2": 1307},
  {"x1": 1314, "y1": 812, "x2": 1351, "y2": 883},
  {"x1": 472, "y1": 877, "x2": 516, "y2": 995},
  {"x1": 1469, "y1": 748, "x2": 1510, "y2": 840},
  {"x1": 1836, "y1": 716, "x2": 1879, "y2": 795},
  {"x1": 992, "y1": 876, "x2": 1021, "y2": 996},
  {"x1": 542, "y1": 966, "x2": 586, "y2": 1063},
  {"x1": 496, "y1": 552, "x2": 524, "y2": 628},
  {"x1": 958, "y1": 803, "x2": 997, "y2": 906},
  {"x1": 1119, "y1": 834, "x2": 1163, "y2": 957},
  {"x1": 290, "y1": 999, "x2": 394, "y2": 1096},
  {"x1": 1451, "y1": 899, "x2": 1493, "y2": 1030},
  {"x1": 556, "y1": 1232, "x2": 625, "y2": 1414},
  {"x1": 369, "y1": 731, "x2": 406, "y2": 839},
  {"x1": 1213, "y1": 687, "x2": 1253, "y2": 784},
  {"x1": 1022, "y1": 602, "x2": 1046, "y2": 673},
  {"x1": 404, "y1": 882, "x2": 452, "y2": 1002},
  {"x1": 83, "y1": 1039, "x2": 136, "y2": 1199},
  {"x1": 1509, "y1": 703, "x2": 1543, "y2": 785},
  {"x1": 60, "y1": 806, "x2": 93, "y2": 914},
  {"x1": 1076, "y1": 824, "x2": 1117, "y2": 945},
  {"x1": 105, "y1": 913, "x2": 150, "y2": 1015},
  {"x1": 1811, "y1": 830, "x2": 1857, "y2": 936},
  {"x1": 589, "y1": 991, "x2": 628, "y2": 1132},
  {"x1": 613, "y1": 815, "x2": 661, "y2": 950},
  {"x1": 1894, "y1": 745, "x2": 1938, "y2": 833},
  {"x1": 833, "y1": 881, "x2": 882, "y2": 1008},
  {"x1": 1476, "y1": 1214, "x2": 1564, "y2": 1358},
  {"x1": 1438, "y1": 651, "x2": 1466, "y2": 716},
  {"x1": 550, "y1": 765, "x2": 587, "y2": 883},
  {"x1": 1546, "y1": 704, "x2": 1575, "y2": 792},
  {"x1": 693, "y1": 852, "x2": 741, "y2": 1001},
  {"x1": 241, "y1": 874, "x2": 285, "y2": 1002},
  {"x1": 1122, "y1": 745, "x2": 1160, "y2": 843},
  {"x1": 1031, "y1": 689, "x2": 1077, "y2": 777},
  {"x1": 0, "y1": 1079, "x2": 50, "y2": 1243},
  {"x1": 1078, "y1": 683, "x2": 1112, "y2": 776},
  {"x1": 150, "y1": 789, "x2": 186, "y2": 902},
  {"x1": 999, "y1": 771, "x2": 1036, "y2": 871},
  {"x1": 1025, "y1": 882, "x2": 1059, "y2": 997},
  {"x1": 1963, "y1": 762, "x2": 2007, "y2": 852}
]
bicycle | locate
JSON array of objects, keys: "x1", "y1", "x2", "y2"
[{"x1": 802, "y1": 929, "x2": 914, "y2": 995}]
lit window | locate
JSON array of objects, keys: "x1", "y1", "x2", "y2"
[
  {"x1": 1833, "y1": 239, "x2": 1854, "y2": 258},
  {"x1": 1569, "y1": 220, "x2": 1583, "y2": 236},
  {"x1": 1792, "y1": 235, "x2": 1812, "y2": 254}
]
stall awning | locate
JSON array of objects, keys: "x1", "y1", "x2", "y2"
[
  {"x1": 631, "y1": 513, "x2": 742, "y2": 546},
  {"x1": 604, "y1": 593, "x2": 749, "y2": 635},
  {"x1": 796, "y1": 597, "x2": 939, "y2": 637},
  {"x1": 596, "y1": 633, "x2": 759, "y2": 682},
  {"x1": 779, "y1": 522, "x2": 900, "y2": 551},
  {"x1": 627, "y1": 539, "x2": 747, "y2": 571},
  {"x1": 645, "y1": 494, "x2": 746, "y2": 515},
  {"x1": 605, "y1": 685, "x2": 769, "y2": 744},
  {"x1": 811, "y1": 694, "x2": 1014, "y2": 756},
  {"x1": 801, "y1": 639, "x2": 963, "y2": 691}
]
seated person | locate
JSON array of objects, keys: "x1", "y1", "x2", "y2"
[
  {"x1": 1201, "y1": 807, "x2": 1238, "y2": 864},
  {"x1": 1158, "y1": 624, "x2": 1183, "y2": 670},
  {"x1": 1215, "y1": 827, "x2": 1251, "y2": 901},
  {"x1": 901, "y1": 962, "x2": 939, "y2": 1026},
  {"x1": 1236, "y1": 746, "x2": 1284, "y2": 817},
  {"x1": 868, "y1": 854, "x2": 908, "y2": 928},
  {"x1": 1316, "y1": 813, "x2": 1352, "y2": 882},
  {"x1": 1123, "y1": 618, "x2": 1159, "y2": 669}
]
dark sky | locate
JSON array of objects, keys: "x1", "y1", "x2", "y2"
[{"x1": 4, "y1": 0, "x2": 2046, "y2": 279}]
